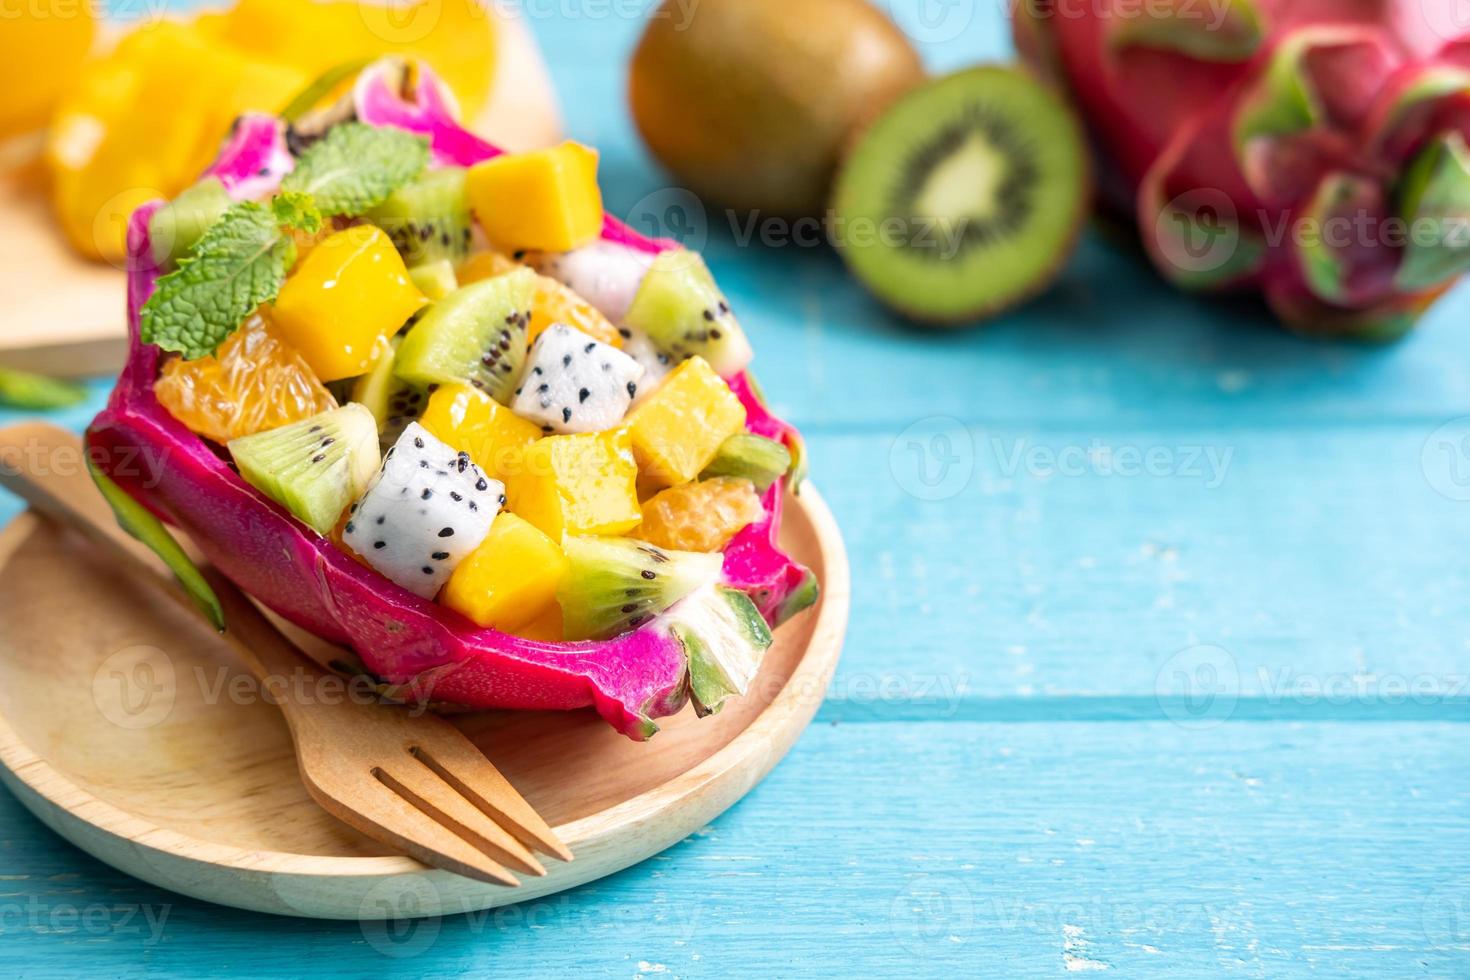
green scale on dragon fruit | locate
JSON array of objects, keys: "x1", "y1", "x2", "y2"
[
  {"x1": 511, "y1": 324, "x2": 644, "y2": 434},
  {"x1": 342, "y1": 423, "x2": 503, "y2": 598},
  {"x1": 531, "y1": 240, "x2": 754, "y2": 377},
  {"x1": 87, "y1": 59, "x2": 816, "y2": 740}
]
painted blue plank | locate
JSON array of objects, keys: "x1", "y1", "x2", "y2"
[{"x1": 0, "y1": 721, "x2": 1465, "y2": 978}]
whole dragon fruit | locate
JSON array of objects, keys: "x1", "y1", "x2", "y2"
[
  {"x1": 1014, "y1": 0, "x2": 1470, "y2": 338},
  {"x1": 88, "y1": 61, "x2": 818, "y2": 740}
]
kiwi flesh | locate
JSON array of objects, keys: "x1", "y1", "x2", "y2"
[
  {"x1": 830, "y1": 66, "x2": 1090, "y2": 323},
  {"x1": 700, "y1": 432, "x2": 791, "y2": 492},
  {"x1": 351, "y1": 338, "x2": 429, "y2": 452},
  {"x1": 409, "y1": 258, "x2": 460, "y2": 300},
  {"x1": 366, "y1": 166, "x2": 473, "y2": 267},
  {"x1": 630, "y1": 0, "x2": 924, "y2": 216},
  {"x1": 149, "y1": 177, "x2": 233, "y2": 269},
  {"x1": 227, "y1": 403, "x2": 381, "y2": 535},
  {"x1": 557, "y1": 535, "x2": 723, "y2": 641},
  {"x1": 622, "y1": 250, "x2": 753, "y2": 376},
  {"x1": 393, "y1": 268, "x2": 537, "y2": 404}
]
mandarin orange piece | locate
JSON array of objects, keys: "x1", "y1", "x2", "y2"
[{"x1": 637, "y1": 477, "x2": 764, "y2": 553}]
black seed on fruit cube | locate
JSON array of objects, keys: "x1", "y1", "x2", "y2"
[
  {"x1": 439, "y1": 527, "x2": 454, "y2": 537},
  {"x1": 498, "y1": 493, "x2": 506, "y2": 505},
  {"x1": 562, "y1": 354, "x2": 572, "y2": 367},
  {"x1": 345, "y1": 522, "x2": 356, "y2": 534},
  {"x1": 626, "y1": 382, "x2": 637, "y2": 398},
  {"x1": 475, "y1": 478, "x2": 488, "y2": 491},
  {"x1": 311, "y1": 453, "x2": 325, "y2": 463},
  {"x1": 703, "y1": 309, "x2": 715, "y2": 321},
  {"x1": 641, "y1": 570, "x2": 656, "y2": 580},
  {"x1": 422, "y1": 566, "x2": 434, "y2": 575},
  {"x1": 711, "y1": 329, "x2": 722, "y2": 340},
  {"x1": 414, "y1": 437, "x2": 424, "y2": 449},
  {"x1": 432, "y1": 551, "x2": 449, "y2": 560},
  {"x1": 538, "y1": 383, "x2": 549, "y2": 394},
  {"x1": 374, "y1": 541, "x2": 386, "y2": 549},
  {"x1": 532, "y1": 366, "x2": 542, "y2": 375},
  {"x1": 584, "y1": 342, "x2": 596, "y2": 353},
  {"x1": 578, "y1": 388, "x2": 590, "y2": 403},
  {"x1": 421, "y1": 489, "x2": 433, "y2": 500},
  {"x1": 450, "y1": 492, "x2": 462, "y2": 502},
  {"x1": 618, "y1": 327, "x2": 631, "y2": 339},
  {"x1": 562, "y1": 407, "x2": 572, "y2": 423},
  {"x1": 376, "y1": 516, "x2": 386, "y2": 525},
  {"x1": 621, "y1": 603, "x2": 636, "y2": 614}
]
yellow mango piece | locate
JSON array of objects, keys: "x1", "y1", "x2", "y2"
[
  {"x1": 46, "y1": 20, "x2": 309, "y2": 261},
  {"x1": 216, "y1": 0, "x2": 497, "y2": 120},
  {"x1": 442, "y1": 513, "x2": 569, "y2": 632},
  {"x1": 458, "y1": 252, "x2": 622, "y2": 348},
  {"x1": 626, "y1": 357, "x2": 747, "y2": 489},
  {"x1": 419, "y1": 383, "x2": 542, "y2": 483},
  {"x1": 271, "y1": 226, "x2": 427, "y2": 382},
  {"x1": 507, "y1": 429, "x2": 641, "y2": 540},
  {"x1": 467, "y1": 142, "x2": 604, "y2": 253},
  {"x1": 0, "y1": 1, "x2": 96, "y2": 139},
  {"x1": 515, "y1": 605, "x2": 564, "y2": 642}
]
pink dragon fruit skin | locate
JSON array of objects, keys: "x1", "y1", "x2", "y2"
[
  {"x1": 204, "y1": 113, "x2": 295, "y2": 201},
  {"x1": 88, "y1": 64, "x2": 815, "y2": 740},
  {"x1": 1015, "y1": 0, "x2": 1470, "y2": 338}
]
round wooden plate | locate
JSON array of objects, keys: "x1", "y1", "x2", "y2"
[{"x1": 0, "y1": 486, "x2": 847, "y2": 920}]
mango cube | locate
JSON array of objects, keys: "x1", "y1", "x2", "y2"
[
  {"x1": 271, "y1": 225, "x2": 426, "y2": 381},
  {"x1": 441, "y1": 513, "x2": 569, "y2": 632},
  {"x1": 466, "y1": 141, "x2": 604, "y2": 252},
  {"x1": 507, "y1": 428, "x2": 641, "y2": 539},
  {"x1": 419, "y1": 383, "x2": 542, "y2": 483},
  {"x1": 626, "y1": 357, "x2": 747, "y2": 489}
]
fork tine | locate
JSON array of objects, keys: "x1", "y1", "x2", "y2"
[
  {"x1": 374, "y1": 757, "x2": 548, "y2": 877},
  {"x1": 412, "y1": 740, "x2": 574, "y2": 863},
  {"x1": 306, "y1": 777, "x2": 521, "y2": 886}
]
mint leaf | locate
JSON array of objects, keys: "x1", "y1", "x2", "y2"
[
  {"x1": 140, "y1": 202, "x2": 296, "y2": 360},
  {"x1": 281, "y1": 122, "x2": 429, "y2": 216},
  {"x1": 0, "y1": 367, "x2": 87, "y2": 409},
  {"x1": 272, "y1": 190, "x2": 323, "y2": 234},
  {"x1": 89, "y1": 459, "x2": 225, "y2": 632}
]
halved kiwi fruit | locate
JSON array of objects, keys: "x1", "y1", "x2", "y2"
[{"x1": 830, "y1": 66, "x2": 1090, "y2": 323}]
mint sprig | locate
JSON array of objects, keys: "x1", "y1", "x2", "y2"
[
  {"x1": 281, "y1": 122, "x2": 430, "y2": 217},
  {"x1": 140, "y1": 123, "x2": 430, "y2": 361},
  {"x1": 140, "y1": 203, "x2": 296, "y2": 361}
]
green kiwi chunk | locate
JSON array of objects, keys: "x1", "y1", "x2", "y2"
[
  {"x1": 665, "y1": 584, "x2": 773, "y2": 717},
  {"x1": 557, "y1": 535, "x2": 723, "y2": 641},
  {"x1": 622, "y1": 249, "x2": 754, "y2": 376},
  {"x1": 699, "y1": 432, "x2": 792, "y2": 492},
  {"x1": 351, "y1": 338, "x2": 429, "y2": 452},
  {"x1": 148, "y1": 177, "x2": 233, "y2": 269},
  {"x1": 366, "y1": 166, "x2": 473, "y2": 267},
  {"x1": 228, "y1": 404, "x2": 381, "y2": 535},
  {"x1": 409, "y1": 258, "x2": 460, "y2": 300},
  {"x1": 393, "y1": 268, "x2": 537, "y2": 404},
  {"x1": 830, "y1": 66, "x2": 1090, "y2": 322}
]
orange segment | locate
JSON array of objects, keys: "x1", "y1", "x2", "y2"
[
  {"x1": 155, "y1": 313, "x2": 337, "y2": 444},
  {"x1": 637, "y1": 478, "x2": 764, "y2": 553}
]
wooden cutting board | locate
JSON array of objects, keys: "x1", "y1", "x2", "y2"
[
  {"x1": 0, "y1": 458, "x2": 847, "y2": 919},
  {"x1": 0, "y1": 13, "x2": 561, "y2": 378}
]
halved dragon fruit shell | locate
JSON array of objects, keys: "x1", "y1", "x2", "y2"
[
  {"x1": 204, "y1": 112, "x2": 295, "y2": 202},
  {"x1": 89, "y1": 62, "x2": 816, "y2": 740}
]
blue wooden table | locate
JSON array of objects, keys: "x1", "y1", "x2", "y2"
[{"x1": 3, "y1": 3, "x2": 1469, "y2": 977}]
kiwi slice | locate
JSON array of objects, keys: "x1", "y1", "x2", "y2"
[
  {"x1": 700, "y1": 432, "x2": 792, "y2": 492},
  {"x1": 393, "y1": 268, "x2": 537, "y2": 404},
  {"x1": 665, "y1": 585, "x2": 773, "y2": 717},
  {"x1": 227, "y1": 404, "x2": 381, "y2": 535},
  {"x1": 149, "y1": 176, "x2": 233, "y2": 269},
  {"x1": 622, "y1": 249, "x2": 754, "y2": 376},
  {"x1": 366, "y1": 166, "x2": 473, "y2": 267},
  {"x1": 557, "y1": 535, "x2": 723, "y2": 641},
  {"x1": 409, "y1": 258, "x2": 460, "y2": 300},
  {"x1": 351, "y1": 338, "x2": 429, "y2": 451},
  {"x1": 830, "y1": 66, "x2": 1090, "y2": 322}
]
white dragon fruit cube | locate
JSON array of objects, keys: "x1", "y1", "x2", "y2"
[
  {"x1": 511, "y1": 324, "x2": 644, "y2": 434},
  {"x1": 342, "y1": 423, "x2": 502, "y2": 598},
  {"x1": 529, "y1": 240, "x2": 654, "y2": 323}
]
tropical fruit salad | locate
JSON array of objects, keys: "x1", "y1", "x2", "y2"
[{"x1": 87, "y1": 59, "x2": 817, "y2": 740}]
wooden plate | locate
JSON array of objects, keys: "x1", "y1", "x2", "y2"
[
  {"x1": 0, "y1": 483, "x2": 848, "y2": 920},
  {"x1": 0, "y1": 11, "x2": 561, "y2": 377}
]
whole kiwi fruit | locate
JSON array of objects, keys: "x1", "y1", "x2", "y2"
[{"x1": 629, "y1": 0, "x2": 925, "y2": 217}]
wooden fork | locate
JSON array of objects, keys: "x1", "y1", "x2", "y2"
[{"x1": 0, "y1": 423, "x2": 572, "y2": 886}]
